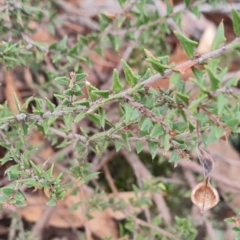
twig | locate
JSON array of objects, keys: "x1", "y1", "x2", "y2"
[
  {"x1": 173, "y1": 2, "x2": 240, "y2": 15},
  {"x1": 222, "y1": 70, "x2": 240, "y2": 85},
  {"x1": 49, "y1": 127, "x2": 87, "y2": 143},
  {"x1": 200, "y1": 3, "x2": 240, "y2": 14},
  {"x1": 144, "y1": 37, "x2": 240, "y2": 87},
  {"x1": 124, "y1": 95, "x2": 168, "y2": 129},
  {"x1": 102, "y1": 164, "x2": 118, "y2": 194},
  {"x1": 213, "y1": 86, "x2": 240, "y2": 96},
  {"x1": 135, "y1": 218, "x2": 180, "y2": 240},
  {"x1": 79, "y1": 187, "x2": 93, "y2": 240},
  {"x1": 203, "y1": 214, "x2": 217, "y2": 240},
  {"x1": 29, "y1": 207, "x2": 55, "y2": 239},
  {"x1": 91, "y1": 150, "x2": 116, "y2": 171},
  {"x1": 8, "y1": 216, "x2": 17, "y2": 240},
  {"x1": 199, "y1": 105, "x2": 224, "y2": 127}
]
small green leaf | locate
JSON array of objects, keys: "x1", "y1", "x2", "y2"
[
  {"x1": 190, "y1": 6, "x2": 200, "y2": 19},
  {"x1": 121, "y1": 60, "x2": 139, "y2": 86},
  {"x1": 87, "y1": 113, "x2": 101, "y2": 128},
  {"x1": 192, "y1": 67, "x2": 204, "y2": 81},
  {"x1": 91, "y1": 90, "x2": 109, "y2": 98},
  {"x1": 163, "y1": 134, "x2": 171, "y2": 152},
  {"x1": 46, "y1": 198, "x2": 57, "y2": 206},
  {"x1": 13, "y1": 92, "x2": 21, "y2": 113},
  {"x1": 15, "y1": 190, "x2": 26, "y2": 202},
  {"x1": 142, "y1": 68, "x2": 152, "y2": 80},
  {"x1": 130, "y1": 109, "x2": 140, "y2": 122},
  {"x1": 99, "y1": 13, "x2": 112, "y2": 30},
  {"x1": 205, "y1": 66, "x2": 220, "y2": 90},
  {"x1": 83, "y1": 172, "x2": 100, "y2": 184},
  {"x1": 140, "y1": 118, "x2": 153, "y2": 133},
  {"x1": 189, "y1": 94, "x2": 208, "y2": 113},
  {"x1": 150, "y1": 125, "x2": 164, "y2": 138},
  {"x1": 46, "y1": 98, "x2": 56, "y2": 111},
  {"x1": 211, "y1": 21, "x2": 226, "y2": 50},
  {"x1": 175, "y1": 92, "x2": 189, "y2": 105},
  {"x1": 76, "y1": 73, "x2": 87, "y2": 82},
  {"x1": 124, "y1": 103, "x2": 133, "y2": 125},
  {"x1": 226, "y1": 76, "x2": 239, "y2": 87},
  {"x1": 1, "y1": 186, "x2": 14, "y2": 197},
  {"x1": 121, "y1": 133, "x2": 131, "y2": 151},
  {"x1": 75, "y1": 111, "x2": 86, "y2": 123},
  {"x1": 191, "y1": 78, "x2": 207, "y2": 92},
  {"x1": 148, "y1": 141, "x2": 158, "y2": 159},
  {"x1": 136, "y1": 141, "x2": 144, "y2": 154},
  {"x1": 45, "y1": 164, "x2": 54, "y2": 180},
  {"x1": 146, "y1": 57, "x2": 171, "y2": 75},
  {"x1": 114, "y1": 140, "x2": 123, "y2": 152},
  {"x1": 30, "y1": 160, "x2": 42, "y2": 177},
  {"x1": 169, "y1": 150, "x2": 181, "y2": 167},
  {"x1": 109, "y1": 35, "x2": 121, "y2": 51},
  {"x1": 217, "y1": 94, "x2": 226, "y2": 115},
  {"x1": 233, "y1": 227, "x2": 240, "y2": 232},
  {"x1": 54, "y1": 94, "x2": 65, "y2": 101},
  {"x1": 169, "y1": 72, "x2": 181, "y2": 89},
  {"x1": 42, "y1": 119, "x2": 49, "y2": 135},
  {"x1": 232, "y1": 9, "x2": 240, "y2": 36},
  {"x1": 58, "y1": 36, "x2": 68, "y2": 51},
  {"x1": 174, "y1": 31, "x2": 198, "y2": 58},
  {"x1": 72, "y1": 99, "x2": 90, "y2": 107},
  {"x1": 6, "y1": 165, "x2": 21, "y2": 180},
  {"x1": 172, "y1": 122, "x2": 188, "y2": 133},
  {"x1": 118, "y1": 0, "x2": 127, "y2": 8},
  {"x1": 224, "y1": 217, "x2": 236, "y2": 223},
  {"x1": 98, "y1": 107, "x2": 106, "y2": 128},
  {"x1": 225, "y1": 118, "x2": 239, "y2": 130},
  {"x1": 112, "y1": 69, "x2": 124, "y2": 93},
  {"x1": 183, "y1": 0, "x2": 191, "y2": 6},
  {"x1": 63, "y1": 114, "x2": 73, "y2": 131},
  {"x1": 55, "y1": 76, "x2": 68, "y2": 85}
]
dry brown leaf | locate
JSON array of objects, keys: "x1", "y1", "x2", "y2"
[
  {"x1": 29, "y1": 24, "x2": 56, "y2": 44},
  {"x1": 28, "y1": 130, "x2": 54, "y2": 160},
  {"x1": 21, "y1": 190, "x2": 150, "y2": 239},
  {"x1": 21, "y1": 190, "x2": 118, "y2": 239}
]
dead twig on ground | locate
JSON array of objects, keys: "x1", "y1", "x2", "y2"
[{"x1": 29, "y1": 207, "x2": 56, "y2": 240}]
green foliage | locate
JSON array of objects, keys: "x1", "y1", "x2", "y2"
[
  {"x1": 232, "y1": 8, "x2": 240, "y2": 36},
  {"x1": 173, "y1": 31, "x2": 198, "y2": 58},
  {"x1": 0, "y1": 0, "x2": 239, "y2": 238},
  {"x1": 211, "y1": 21, "x2": 226, "y2": 50}
]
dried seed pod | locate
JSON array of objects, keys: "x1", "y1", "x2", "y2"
[
  {"x1": 196, "y1": 146, "x2": 214, "y2": 177},
  {"x1": 191, "y1": 177, "x2": 219, "y2": 212}
]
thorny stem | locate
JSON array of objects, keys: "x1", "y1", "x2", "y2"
[{"x1": 1, "y1": 37, "x2": 240, "y2": 130}]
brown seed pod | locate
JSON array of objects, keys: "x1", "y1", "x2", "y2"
[{"x1": 191, "y1": 177, "x2": 219, "y2": 212}]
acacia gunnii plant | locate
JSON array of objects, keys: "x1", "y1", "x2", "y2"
[{"x1": 1, "y1": 0, "x2": 240, "y2": 239}]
